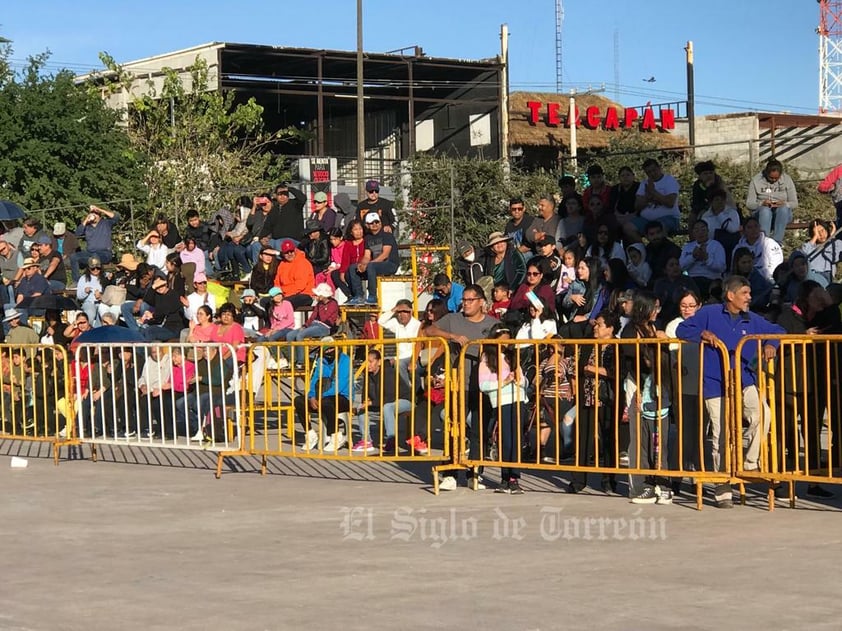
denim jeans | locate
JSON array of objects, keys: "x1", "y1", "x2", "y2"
[
  {"x1": 70, "y1": 250, "x2": 112, "y2": 281},
  {"x1": 755, "y1": 205, "x2": 793, "y2": 244},
  {"x1": 121, "y1": 300, "x2": 151, "y2": 330},
  {"x1": 382, "y1": 399, "x2": 413, "y2": 438},
  {"x1": 287, "y1": 322, "x2": 331, "y2": 364}
]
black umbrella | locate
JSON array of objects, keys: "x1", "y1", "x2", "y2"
[
  {"x1": 0, "y1": 200, "x2": 27, "y2": 221},
  {"x1": 74, "y1": 325, "x2": 145, "y2": 344},
  {"x1": 18, "y1": 294, "x2": 79, "y2": 311}
]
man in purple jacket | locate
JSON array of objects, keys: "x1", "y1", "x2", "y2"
[{"x1": 676, "y1": 275, "x2": 784, "y2": 508}]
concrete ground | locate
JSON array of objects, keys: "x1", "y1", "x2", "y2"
[{"x1": 1, "y1": 440, "x2": 841, "y2": 631}]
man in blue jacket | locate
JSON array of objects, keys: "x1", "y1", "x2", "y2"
[
  {"x1": 677, "y1": 275, "x2": 784, "y2": 508},
  {"x1": 293, "y1": 337, "x2": 354, "y2": 454}
]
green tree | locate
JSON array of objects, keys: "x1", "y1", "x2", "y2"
[
  {"x1": 95, "y1": 53, "x2": 300, "y2": 228},
  {"x1": 0, "y1": 47, "x2": 145, "y2": 224}
]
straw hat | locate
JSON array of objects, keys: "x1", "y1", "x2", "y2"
[{"x1": 486, "y1": 231, "x2": 511, "y2": 248}]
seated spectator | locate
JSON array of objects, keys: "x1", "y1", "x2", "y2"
[
  {"x1": 454, "y1": 240, "x2": 484, "y2": 287},
  {"x1": 504, "y1": 197, "x2": 536, "y2": 257},
  {"x1": 481, "y1": 232, "x2": 526, "y2": 289},
  {"x1": 355, "y1": 180, "x2": 397, "y2": 233},
  {"x1": 801, "y1": 219, "x2": 841, "y2": 284},
  {"x1": 628, "y1": 158, "x2": 680, "y2": 242},
  {"x1": 347, "y1": 213, "x2": 400, "y2": 305},
  {"x1": 555, "y1": 247, "x2": 578, "y2": 299},
  {"x1": 216, "y1": 204, "x2": 252, "y2": 280},
  {"x1": 35, "y1": 235, "x2": 66, "y2": 292},
  {"x1": 558, "y1": 175, "x2": 583, "y2": 218},
  {"x1": 0, "y1": 237, "x2": 18, "y2": 304},
  {"x1": 746, "y1": 158, "x2": 798, "y2": 244},
  {"x1": 287, "y1": 283, "x2": 339, "y2": 369},
  {"x1": 249, "y1": 245, "x2": 280, "y2": 296},
  {"x1": 645, "y1": 221, "x2": 682, "y2": 283},
  {"x1": 120, "y1": 262, "x2": 155, "y2": 329},
  {"x1": 582, "y1": 164, "x2": 612, "y2": 215},
  {"x1": 4, "y1": 308, "x2": 39, "y2": 345},
  {"x1": 18, "y1": 218, "x2": 49, "y2": 259},
  {"x1": 139, "y1": 277, "x2": 186, "y2": 342},
  {"x1": 274, "y1": 239, "x2": 315, "y2": 308},
  {"x1": 377, "y1": 298, "x2": 421, "y2": 387},
  {"x1": 153, "y1": 215, "x2": 181, "y2": 250},
  {"x1": 182, "y1": 209, "x2": 214, "y2": 272},
  {"x1": 609, "y1": 166, "x2": 639, "y2": 223},
  {"x1": 700, "y1": 188, "x2": 741, "y2": 235},
  {"x1": 781, "y1": 251, "x2": 813, "y2": 304},
  {"x1": 300, "y1": 219, "x2": 331, "y2": 284},
  {"x1": 338, "y1": 220, "x2": 366, "y2": 303},
  {"x1": 490, "y1": 282, "x2": 512, "y2": 319},
  {"x1": 295, "y1": 337, "x2": 353, "y2": 452},
  {"x1": 179, "y1": 236, "x2": 206, "y2": 276},
  {"x1": 352, "y1": 347, "x2": 415, "y2": 454},
  {"x1": 325, "y1": 227, "x2": 346, "y2": 294},
  {"x1": 432, "y1": 273, "x2": 464, "y2": 313},
  {"x1": 585, "y1": 223, "x2": 625, "y2": 266},
  {"x1": 509, "y1": 260, "x2": 557, "y2": 317},
  {"x1": 240, "y1": 288, "x2": 267, "y2": 336},
  {"x1": 73, "y1": 256, "x2": 105, "y2": 326},
  {"x1": 310, "y1": 191, "x2": 337, "y2": 232},
  {"x1": 626, "y1": 243, "x2": 652, "y2": 288},
  {"x1": 516, "y1": 297, "x2": 558, "y2": 340},
  {"x1": 653, "y1": 256, "x2": 699, "y2": 324},
  {"x1": 258, "y1": 287, "x2": 296, "y2": 342},
  {"x1": 691, "y1": 161, "x2": 734, "y2": 225},
  {"x1": 561, "y1": 257, "x2": 605, "y2": 323},
  {"x1": 555, "y1": 196, "x2": 586, "y2": 247},
  {"x1": 732, "y1": 216, "x2": 783, "y2": 282},
  {"x1": 136, "y1": 229, "x2": 169, "y2": 272},
  {"x1": 211, "y1": 302, "x2": 247, "y2": 365},
  {"x1": 183, "y1": 271, "x2": 216, "y2": 325},
  {"x1": 528, "y1": 196, "x2": 561, "y2": 253},
  {"x1": 187, "y1": 304, "x2": 217, "y2": 343},
  {"x1": 71, "y1": 204, "x2": 120, "y2": 281},
  {"x1": 730, "y1": 247, "x2": 773, "y2": 312},
  {"x1": 679, "y1": 220, "x2": 727, "y2": 299},
  {"x1": 51, "y1": 222, "x2": 79, "y2": 269}
]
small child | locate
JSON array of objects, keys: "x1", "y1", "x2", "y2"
[
  {"x1": 555, "y1": 247, "x2": 578, "y2": 296},
  {"x1": 626, "y1": 243, "x2": 652, "y2": 288},
  {"x1": 240, "y1": 288, "x2": 267, "y2": 335},
  {"x1": 260, "y1": 287, "x2": 296, "y2": 342},
  {"x1": 490, "y1": 282, "x2": 512, "y2": 320},
  {"x1": 325, "y1": 227, "x2": 345, "y2": 289}
]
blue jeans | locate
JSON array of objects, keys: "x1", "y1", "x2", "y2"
[
  {"x1": 121, "y1": 300, "x2": 151, "y2": 330},
  {"x1": 349, "y1": 261, "x2": 398, "y2": 300},
  {"x1": 755, "y1": 205, "x2": 793, "y2": 244},
  {"x1": 70, "y1": 250, "x2": 112, "y2": 281},
  {"x1": 286, "y1": 322, "x2": 331, "y2": 364},
  {"x1": 382, "y1": 399, "x2": 413, "y2": 438},
  {"x1": 217, "y1": 242, "x2": 251, "y2": 276},
  {"x1": 259, "y1": 327, "x2": 294, "y2": 342}
]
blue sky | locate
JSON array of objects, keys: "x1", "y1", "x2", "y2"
[{"x1": 1, "y1": 0, "x2": 823, "y2": 115}]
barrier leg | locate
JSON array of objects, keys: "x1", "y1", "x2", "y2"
[
  {"x1": 767, "y1": 484, "x2": 775, "y2": 512},
  {"x1": 261, "y1": 455, "x2": 267, "y2": 476},
  {"x1": 91, "y1": 443, "x2": 98, "y2": 463},
  {"x1": 738, "y1": 481, "x2": 746, "y2": 506},
  {"x1": 695, "y1": 481, "x2": 704, "y2": 511},
  {"x1": 215, "y1": 453, "x2": 224, "y2": 479}
]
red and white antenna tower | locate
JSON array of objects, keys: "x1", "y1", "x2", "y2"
[{"x1": 819, "y1": 0, "x2": 842, "y2": 113}]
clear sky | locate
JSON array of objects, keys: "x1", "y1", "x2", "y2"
[{"x1": 1, "y1": 0, "x2": 824, "y2": 115}]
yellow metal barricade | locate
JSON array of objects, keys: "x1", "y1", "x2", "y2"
[
  {"x1": 734, "y1": 334, "x2": 842, "y2": 509},
  {"x1": 0, "y1": 343, "x2": 73, "y2": 464},
  {"x1": 244, "y1": 337, "x2": 451, "y2": 474},
  {"x1": 453, "y1": 336, "x2": 733, "y2": 508}
]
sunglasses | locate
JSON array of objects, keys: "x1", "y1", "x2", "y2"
[
  {"x1": 90, "y1": 266, "x2": 102, "y2": 270},
  {"x1": 526, "y1": 271, "x2": 542, "y2": 277},
  {"x1": 276, "y1": 190, "x2": 290, "y2": 196}
]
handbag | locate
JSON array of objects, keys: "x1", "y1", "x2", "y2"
[{"x1": 101, "y1": 285, "x2": 127, "y2": 307}]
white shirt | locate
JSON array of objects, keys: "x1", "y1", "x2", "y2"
[
  {"x1": 700, "y1": 207, "x2": 741, "y2": 234},
  {"x1": 137, "y1": 240, "x2": 170, "y2": 271},
  {"x1": 732, "y1": 233, "x2": 783, "y2": 281},
  {"x1": 137, "y1": 353, "x2": 173, "y2": 391},
  {"x1": 184, "y1": 291, "x2": 218, "y2": 323},
  {"x1": 637, "y1": 174, "x2": 680, "y2": 221},
  {"x1": 679, "y1": 239, "x2": 726, "y2": 280},
  {"x1": 378, "y1": 311, "x2": 422, "y2": 360}
]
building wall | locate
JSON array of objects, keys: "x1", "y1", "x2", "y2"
[{"x1": 673, "y1": 115, "x2": 759, "y2": 165}]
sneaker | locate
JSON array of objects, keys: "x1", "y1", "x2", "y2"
[
  {"x1": 495, "y1": 480, "x2": 510, "y2": 494},
  {"x1": 23, "y1": 419, "x2": 35, "y2": 430},
  {"x1": 806, "y1": 485, "x2": 834, "y2": 499},
  {"x1": 265, "y1": 356, "x2": 279, "y2": 370},
  {"x1": 190, "y1": 429, "x2": 205, "y2": 441},
  {"x1": 301, "y1": 428, "x2": 319, "y2": 450},
  {"x1": 382, "y1": 436, "x2": 396, "y2": 453},
  {"x1": 468, "y1": 476, "x2": 486, "y2": 491},
  {"x1": 240, "y1": 272, "x2": 251, "y2": 281},
  {"x1": 405, "y1": 435, "x2": 429, "y2": 455},
  {"x1": 58, "y1": 427, "x2": 67, "y2": 438},
  {"x1": 118, "y1": 431, "x2": 136, "y2": 440},
  {"x1": 508, "y1": 478, "x2": 524, "y2": 495},
  {"x1": 346, "y1": 297, "x2": 364, "y2": 306},
  {"x1": 294, "y1": 363, "x2": 305, "y2": 371},
  {"x1": 439, "y1": 476, "x2": 457, "y2": 491},
  {"x1": 619, "y1": 451, "x2": 629, "y2": 467},
  {"x1": 323, "y1": 431, "x2": 347, "y2": 453},
  {"x1": 656, "y1": 486, "x2": 674, "y2": 505},
  {"x1": 352, "y1": 439, "x2": 377, "y2": 454},
  {"x1": 630, "y1": 485, "x2": 659, "y2": 504},
  {"x1": 365, "y1": 296, "x2": 378, "y2": 305},
  {"x1": 277, "y1": 356, "x2": 290, "y2": 369}
]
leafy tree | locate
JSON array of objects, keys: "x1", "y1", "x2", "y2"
[
  {"x1": 0, "y1": 46, "x2": 145, "y2": 225},
  {"x1": 94, "y1": 53, "x2": 301, "y2": 229}
]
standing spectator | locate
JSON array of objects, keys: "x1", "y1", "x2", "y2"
[
  {"x1": 260, "y1": 182, "x2": 307, "y2": 248},
  {"x1": 70, "y1": 204, "x2": 120, "y2": 281},
  {"x1": 245, "y1": 196, "x2": 274, "y2": 265},
  {"x1": 347, "y1": 212, "x2": 399, "y2": 306},
  {"x1": 355, "y1": 180, "x2": 396, "y2": 233},
  {"x1": 377, "y1": 298, "x2": 422, "y2": 387},
  {"x1": 274, "y1": 239, "x2": 315, "y2": 308},
  {"x1": 310, "y1": 191, "x2": 337, "y2": 232},
  {"x1": 432, "y1": 273, "x2": 465, "y2": 313},
  {"x1": 480, "y1": 324, "x2": 528, "y2": 495},
  {"x1": 504, "y1": 198, "x2": 536, "y2": 257},
  {"x1": 286, "y1": 283, "x2": 339, "y2": 369},
  {"x1": 0, "y1": 237, "x2": 19, "y2": 304},
  {"x1": 424, "y1": 284, "x2": 497, "y2": 491},
  {"x1": 732, "y1": 216, "x2": 783, "y2": 282},
  {"x1": 628, "y1": 158, "x2": 680, "y2": 241},
  {"x1": 679, "y1": 220, "x2": 726, "y2": 299},
  {"x1": 746, "y1": 158, "x2": 798, "y2": 244},
  {"x1": 817, "y1": 162, "x2": 842, "y2": 227},
  {"x1": 676, "y1": 275, "x2": 784, "y2": 508}
]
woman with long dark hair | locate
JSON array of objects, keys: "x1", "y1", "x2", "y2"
[
  {"x1": 561, "y1": 256, "x2": 604, "y2": 323},
  {"x1": 479, "y1": 322, "x2": 528, "y2": 494},
  {"x1": 621, "y1": 290, "x2": 673, "y2": 504}
]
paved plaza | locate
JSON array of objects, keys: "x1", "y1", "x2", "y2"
[{"x1": 1, "y1": 440, "x2": 841, "y2": 631}]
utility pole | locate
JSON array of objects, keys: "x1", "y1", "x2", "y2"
[
  {"x1": 555, "y1": 0, "x2": 564, "y2": 93},
  {"x1": 356, "y1": 0, "x2": 366, "y2": 201},
  {"x1": 500, "y1": 24, "x2": 510, "y2": 169},
  {"x1": 685, "y1": 40, "x2": 696, "y2": 152}
]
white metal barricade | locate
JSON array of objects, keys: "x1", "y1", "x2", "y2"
[{"x1": 73, "y1": 342, "x2": 243, "y2": 452}]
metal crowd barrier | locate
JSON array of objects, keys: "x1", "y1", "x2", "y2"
[
  {"x1": 72, "y1": 342, "x2": 245, "y2": 465},
  {"x1": 734, "y1": 334, "x2": 842, "y2": 510},
  {"x1": 0, "y1": 344, "x2": 72, "y2": 464},
  {"x1": 451, "y1": 337, "x2": 734, "y2": 509},
  {"x1": 242, "y1": 337, "x2": 452, "y2": 476}
]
